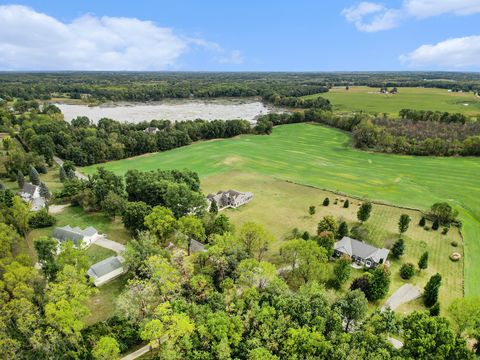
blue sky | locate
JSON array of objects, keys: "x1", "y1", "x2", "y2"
[{"x1": 0, "y1": 0, "x2": 479, "y2": 71}]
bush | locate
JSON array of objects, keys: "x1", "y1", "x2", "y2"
[
  {"x1": 419, "y1": 216, "x2": 426, "y2": 226},
  {"x1": 450, "y1": 241, "x2": 458, "y2": 247},
  {"x1": 429, "y1": 302, "x2": 440, "y2": 316},
  {"x1": 400, "y1": 263, "x2": 415, "y2": 280},
  {"x1": 432, "y1": 219, "x2": 440, "y2": 230},
  {"x1": 323, "y1": 197, "x2": 330, "y2": 206},
  {"x1": 28, "y1": 209, "x2": 56, "y2": 228},
  {"x1": 442, "y1": 226, "x2": 450, "y2": 235},
  {"x1": 343, "y1": 199, "x2": 350, "y2": 208},
  {"x1": 423, "y1": 226, "x2": 430, "y2": 231}
]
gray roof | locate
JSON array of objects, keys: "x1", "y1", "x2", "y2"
[
  {"x1": 334, "y1": 236, "x2": 389, "y2": 263},
  {"x1": 21, "y1": 183, "x2": 38, "y2": 196},
  {"x1": 87, "y1": 256, "x2": 123, "y2": 278},
  {"x1": 190, "y1": 239, "x2": 206, "y2": 253},
  {"x1": 53, "y1": 225, "x2": 98, "y2": 246}
]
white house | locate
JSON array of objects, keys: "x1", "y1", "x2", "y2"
[
  {"x1": 144, "y1": 127, "x2": 160, "y2": 134},
  {"x1": 334, "y1": 236, "x2": 389, "y2": 268},
  {"x1": 53, "y1": 225, "x2": 99, "y2": 248},
  {"x1": 87, "y1": 256, "x2": 125, "y2": 286},
  {"x1": 18, "y1": 182, "x2": 40, "y2": 201},
  {"x1": 206, "y1": 190, "x2": 253, "y2": 211}
]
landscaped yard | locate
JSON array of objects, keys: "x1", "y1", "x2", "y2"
[
  {"x1": 304, "y1": 86, "x2": 480, "y2": 116},
  {"x1": 81, "y1": 123, "x2": 480, "y2": 297}
]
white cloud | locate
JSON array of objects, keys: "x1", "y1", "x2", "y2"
[
  {"x1": 404, "y1": 0, "x2": 480, "y2": 18},
  {"x1": 0, "y1": 5, "x2": 241, "y2": 70},
  {"x1": 219, "y1": 50, "x2": 244, "y2": 64},
  {"x1": 342, "y1": 2, "x2": 403, "y2": 32},
  {"x1": 400, "y1": 35, "x2": 480, "y2": 68},
  {"x1": 343, "y1": 0, "x2": 480, "y2": 32}
]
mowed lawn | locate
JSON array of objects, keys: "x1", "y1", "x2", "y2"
[
  {"x1": 82, "y1": 123, "x2": 480, "y2": 297},
  {"x1": 304, "y1": 86, "x2": 480, "y2": 116},
  {"x1": 203, "y1": 172, "x2": 463, "y2": 307}
]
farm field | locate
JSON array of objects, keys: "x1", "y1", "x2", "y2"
[
  {"x1": 304, "y1": 86, "x2": 480, "y2": 116},
  {"x1": 82, "y1": 123, "x2": 480, "y2": 297}
]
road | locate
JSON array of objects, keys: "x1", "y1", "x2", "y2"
[{"x1": 53, "y1": 156, "x2": 88, "y2": 180}]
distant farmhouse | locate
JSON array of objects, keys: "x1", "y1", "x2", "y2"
[
  {"x1": 207, "y1": 190, "x2": 253, "y2": 211},
  {"x1": 144, "y1": 126, "x2": 160, "y2": 134},
  {"x1": 18, "y1": 182, "x2": 46, "y2": 212},
  {"x1": 334, "y1": 236, "x2": 389, "y2": 268},
  {"x1": 87, "y1": 256, "x2": 126, "y2": 286},
  {"x1": 53, "y1": 225, "x2": 99, "y2": 248}
]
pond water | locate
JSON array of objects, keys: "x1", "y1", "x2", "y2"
[{"x1": 56, "y1": 99, "x2": 271, "y2": 124}]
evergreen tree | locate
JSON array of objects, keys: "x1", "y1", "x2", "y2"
[
  {"x1": 399, "y1": 263, "x2": 415, "y2": 280},
  {"x1": 366, "y1": 266, "x2": 390, "y2": 301},
  {"x1": 343, "y1": 199, "x2": 350, "y2": 208},
  {"x1": 323, "y1": 197, "x2": 330, "y2": 206},
  {"x1": 59, "y1": 166, "x2": 67, "y2": 182},
  {"x1": 429, "y1": 302, "x2": 440, "y2": 316},
  {"x1": 418, "y1": 251, "x2": 429, "y2": 270},
  {"x1": 209, "y1": 198, "x2": 218, "y2": 214},
  {"x1": 432, "y1": 218, "x2": 440, "y2": 230},
  {"x1": 17, "y1": 170, "x2": 25, "y2": 188},
  {"x1": 398, "y1": 214, "x2": 411, "y2": 235},
  {"x1": 39, "y1": 182, "x2": 50, "y2": 199},
  {"x1": 419, "y1": 216, "x2": 426, "y2": 226},
  {"x1": 337, "y1": 221, "x2": 349, "y2": 239},
  {"x1": 29, "y1": 165, "x2": 40, "y2": 185},
  {"x1": 424, "y1": 273, "x2": 442, "y2": 307},
  {"x1": 308, "y1": 205, "x2": 316, "y2": 216},
  {"x1": 357, "y1": 202, "x2": 372, "y2": 223},
  {"x1": 391, "y1": 238, "x2": 405, "y2": 258}
]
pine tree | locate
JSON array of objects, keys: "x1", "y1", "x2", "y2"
[
  {"x1": 419, "y1": 216, "x2": 426, "y2": 226},
  {"x1": 357, "y1": 202, "x2": 372, "y2": 223},
  {"x1": 429, "y1": 302, "x2": 440, "y2": 316},
  {"x1": 391, "y1": 238, "x2": 405, "y2": 258},
  {"x1": 343, "y1": 199, "x2": 350, "y2": 208},
  {"x1": 59, "y1": 166, "x2": 67, "y2": 182},
  {"x1": 323, "y1": 197, "x2": 330, "y2": 206},
  {"x1": 398, "y1": 214, "x2": 411, "y2": 235},
  {"x1": 17, "y1": 170, "x2": 25, "y2": 188},
  {"x1": 418, "y1": 251, "x2": 429, "y2": 270},
  {"x1": 308, "y1": 205, "x2": 316, "y2": 216},
  {"x1": 29, "y1": 165, "x2": 40, "y2": 185},
  {"x1": 424, "y1": 273, "x2": 442, "y2": 307},
  {"x1": 39, "y1": 182, "x2": 50, "y2": 199},
  {"x1": 337, "y1": 221, "x2": 349, "y2": 239},
  {"x1": 209, "y1": 198, "x2": 218, "y2": 214},
  {"x1": 432, "y1": 218, "x2": 440, "y2": 230}
]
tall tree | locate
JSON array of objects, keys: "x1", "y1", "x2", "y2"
[
  {"x1": 17, "y1": 170, "x2": 25, "y2": 188},
  {"x1": 398, "y1": 214, "x2": 411, "y2": 235},
  {"x1": 424, "y1": 273, "x2": 442, "y2": 307},
  {"x1": 39, "y1": 182, "x2": 50, "y2": 199},
  {"x1": 337, "y1": 221, "x2": 349, "y2": 239},
  {"x1": 122, "y1": 201, "x2": 152, "y2": 235},
  {"x1": 335, "y1": 289, "x2": 368, "y2": 332},
  {"x1": 209, "y1": 198, "x2": 218, "y2": 214},
  {"x1": 144, "y1": 206, "x2": 177, "y2": 244},
  {"x1": 357, "y1": 202, "x2": 372, "y2": 223},
  {"x1": 333, "y1": 255, "x2": 352, "y2": 288},
  {"x1": 418, "y1": 251, "x2": 429, "y2": 270},
  {"x1": 391, "y1": 238, "x2": 405, "y2": 258},
  {"x1": 92, "y1": 336, "x2": 120, "y2": 360},
  {"x1": 317, "y1": 215, "x2": 337, "y2": 236},
  {"x1": 29, "y1": 165, "x2": 40, "y2": 185},
  {"x1": 237, "y1": 222, "x2": 275, "y2": 261}
]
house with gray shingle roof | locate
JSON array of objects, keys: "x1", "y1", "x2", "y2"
[
  {"x1": 207, "y1": 190, "x2": 253, "y2": 211},
  {"x1": 87, "y1": 256, "x2": 125, "y2": 286},
  {"x1": 18, "y1": 182, "x2": 40, "y2": 201},
  {"x1": 334, "y1": 236, "x2": 389, "y2": 268},
  {"x1": 53, "y1": 225, "x2": 99, "y2": 248}
]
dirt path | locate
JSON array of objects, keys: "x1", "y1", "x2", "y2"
[
  {"x1": 53, "y1": 156, "x2": 88, "y2": 180},
  {"x1": 382, "y1": 284, "x2": 422, "y2": 311},
  {"x1": 48, "y1": 204, "x2": 69, "y2": 214}
]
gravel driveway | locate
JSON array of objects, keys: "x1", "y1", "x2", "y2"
[
  {"x1": 94, "y1": 235, "x2": 125, "y2": 254},
  {"x1": 382, "y1": 284, "x2": 422, "y2": 311}
]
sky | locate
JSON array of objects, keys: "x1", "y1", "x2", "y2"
[{"x1": 0, "y1": 0, "x2": 479, "y2": 71}]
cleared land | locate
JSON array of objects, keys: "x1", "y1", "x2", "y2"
[
  {"x1": 82, "y1": 123, "x2": 480, "y2": 297},
  {"x1": 304, "y1": 86, "x2": 480, "y2": 116}
]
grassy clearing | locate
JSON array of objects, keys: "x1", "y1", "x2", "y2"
[
  {"x1": 82, "y1": 123, "x2": 480, "y2": 297},
  {"x1": 203, "y1": 172, "x2": 463, "y2": 307},
  {"x1": 304, "y1": 86, "x2": 480, "y2": 116},
  {"x1": 85, "y1": 276, "x2": 128, "y2": 325}
]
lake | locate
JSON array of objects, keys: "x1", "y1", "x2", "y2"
[{"x1": 56, "y1": 99, "x2": 271, "y2": 124}]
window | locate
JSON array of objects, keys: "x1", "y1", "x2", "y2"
[{"x1": 365, "y1": 260, "x2": 372, "y2": 267}]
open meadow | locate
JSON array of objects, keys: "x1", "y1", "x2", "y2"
[
  {"x1": 82, "y1": 123, "x2": 480, "y2": 297},
  {"x1": 304, "y1": 86, "x2": 480, "y2": 116}
]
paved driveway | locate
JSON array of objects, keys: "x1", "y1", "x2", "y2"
[
  {"x1": 382, "y1": 284, "x2": 422, "y2": 311},
  {"x1": 94, "y1": 235, "x2": 125, "y2": 254}
]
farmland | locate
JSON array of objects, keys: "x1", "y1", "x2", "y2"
[
  {"x1": 304, "y1": 86, "x2": 480, "y2": 116},
  {"x1": 82, "y1": 123, "x2": 480, "y2": 297}
]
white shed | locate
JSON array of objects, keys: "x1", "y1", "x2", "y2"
[{"x1": 87, "y1": 256, "x2": 125, "y2": 286}]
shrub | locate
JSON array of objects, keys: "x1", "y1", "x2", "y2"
[
  {"x1": 432, "y1": 219, "x2": 440, "y2": 230},
  {"x1": 308, "y1": 205, "x2": 316, "y2": 216},
  {"x1": 450, "y1": 241, "x2": 458, "y2": 247},
  {"x1": 323, "y1": 197, "x2": 330, "y2": 206},
  {"x1": 419, "y1": 216, "x2": 426, "y2": 226},
  {"x1": 424, "y1": 226, "x2": 430, "y2": 231},
  {"x1": 429, "y1": 302, "x2": 440, "y2": 316},
  {"x1": 391, "y1": 238, "x2": 405, "y2": 258},
  {"x1": 28, "y1": 209, "x2": 56, "y2": 228},
  {"x1": 442, "y1": 226, "x2": 450, "y2": 235},
  {"x1": 418, "y1": 251, "x2": 429, "y2": 270},
  {"x1": 400, "y1": 263, "x2": 415, "y2": 280},
  {"x1": 343, "y1": 199, "x2": 350, "y2": 208}
]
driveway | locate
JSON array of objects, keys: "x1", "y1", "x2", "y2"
[
  {"x1": 94, "y1": 235, "x2": 126, "y2": 254},
  {"x1": 382, "y1": 284, "x2": 422, "y2": 311},
  {"x1": 53, "y1": 156, "x2": 88, "y2": 180}
]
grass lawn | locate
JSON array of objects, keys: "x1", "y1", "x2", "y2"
[
  {"x1": 304, "y1": 86, "x2": 480, "y2": 116},
  {"x1": 82, "y1": 123, "x2": 480, "y2": 297},
  {"x1": 203, "y1": 172, "x2": 463, "y2": 308}
]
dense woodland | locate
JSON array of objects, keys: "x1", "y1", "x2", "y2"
[{"x1": 0, "y1": 166, "x2": 477, "y2": 359}]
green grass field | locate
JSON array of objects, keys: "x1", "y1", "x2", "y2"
[
  {"x1": 82, "y1": 123, "x2": 480, "y2": 297},
  {"x1": 304, "y1": 86, "x2": 480, "y2": 116}
]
